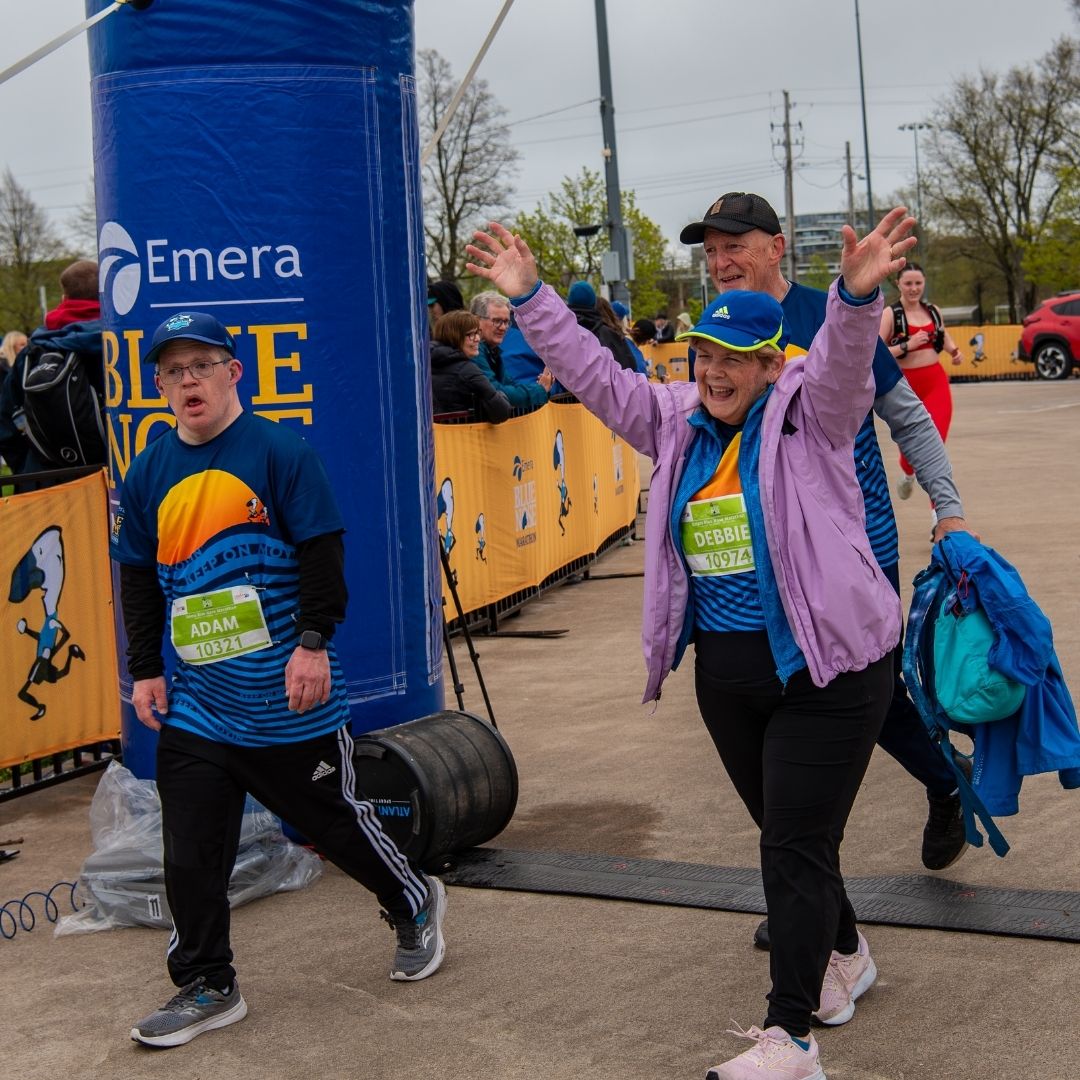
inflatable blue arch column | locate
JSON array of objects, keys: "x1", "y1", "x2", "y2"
[{"x1": 87, "y1": 0, "x2": 444, "y2": 777}]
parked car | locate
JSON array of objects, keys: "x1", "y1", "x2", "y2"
[{"x1": 1017, "y1": 290, "x2": 1080, "y2": 379}]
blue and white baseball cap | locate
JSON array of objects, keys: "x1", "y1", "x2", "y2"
[
  {"x1": 143, "y1": 311, "x2": 236, "y2": 366},
  {"x1": 676, "y1": 290, "x2": 787, "y2": 352}
]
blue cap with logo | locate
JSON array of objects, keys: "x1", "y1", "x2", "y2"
[
  {"x1": 676, "y1": 290, "x2": 787, "y2": 352},
  {"x1": 143, "y1": 311, "x2": 236, "y2": 366}
]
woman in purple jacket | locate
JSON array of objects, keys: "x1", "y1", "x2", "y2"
[{"x1": 467, "y1": 208, "x2": 917, "y2": 1080}]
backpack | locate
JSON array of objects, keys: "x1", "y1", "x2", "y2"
[
  {"x1": 904, "y1": 546, "x2": 1012, "y2": 857},
  {"x1": 889, "y1": 301, "x2": 945, "y2": 353},
  {"x1": 932, "y1": 596, "x2": 1026, "y2": 725},
  {"x1": 15, "y1": 345, "x2": 106, "y2": 467}
]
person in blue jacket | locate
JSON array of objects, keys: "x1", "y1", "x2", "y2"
[{"x1": 470, "y1": 291, "x2": 553, "y2": 411}]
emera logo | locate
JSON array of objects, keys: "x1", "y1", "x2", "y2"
[
  {"x1": 97, "y1": 220, "x2": 304, "y2": 317},
  {"x1": 99, "y1": 221, "x2": 141, "y2": 317}
]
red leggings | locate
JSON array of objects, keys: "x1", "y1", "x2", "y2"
[{"x1": 899, "y1": 361, "x2": 952, "y2": 476}]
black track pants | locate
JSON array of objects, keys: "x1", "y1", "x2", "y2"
[
  {"x1": 156, "y1": 724, "x2": 427, "y2": 990},
  {"x1": 694, "y1": 631, "x2": 892, "y2": 1038}
]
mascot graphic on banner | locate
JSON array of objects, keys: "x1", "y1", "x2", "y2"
[
  {"x1": 475, "y1": 513, "x2": 487, "y2": 562},
  {"x1": 553, "y1": 429, "x2": 572, "y2": 536},
  {"x1": 8, "y1": 526, "x2": 86, "y2": 721}
]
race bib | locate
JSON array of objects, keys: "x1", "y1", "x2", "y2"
[
  {"x1": 170, "y1": 585, "x2": 272, "y2": 665},
  {"x1": 680, "y1": 494, "x2": 755, "y2": 577}
]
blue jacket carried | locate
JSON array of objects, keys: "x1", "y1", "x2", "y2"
[{"x1": 904, "y1": 531, "x2": 1080, "y2": 856}]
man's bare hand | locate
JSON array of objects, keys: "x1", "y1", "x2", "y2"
[
  {"x1": 285, "y1": 646, "x2": 331, "y2": 713},
  {"x1": 132, "y1": 676, "x2": 168, "y2": 731}
]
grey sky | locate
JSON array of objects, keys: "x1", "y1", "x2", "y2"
[{"x1": 3, "y1": 0, "x2": 1077, "y2": 253}]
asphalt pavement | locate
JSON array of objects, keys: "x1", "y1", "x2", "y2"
[{"x1": 2, "y1": 379, "x2": 1078, "y2": 1080}]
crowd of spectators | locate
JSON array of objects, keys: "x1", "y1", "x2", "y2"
[{"x1": 426, "y1": 276, "x2": 657, "y2": 422}]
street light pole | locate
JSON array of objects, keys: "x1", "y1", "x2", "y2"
[
  {"x1": 594, "y1": 0, "x2": 630, "y2": 304},
  {"x1": 853, "y1": 0, "x2": 874, "y2": 233},
  {"x1": 898, "y1": 121, "x2": 932, "y2": 224}
]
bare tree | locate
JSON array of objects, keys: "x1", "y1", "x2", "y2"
[
  {"x1": 417, "y1": 48, "x2": 518, "y2": 285},
  {"x1": 67, "y1": 181, "x2": 99, "y2": 259},
  {"x1": 922, "y1": 37, "x2": 1080, "y2": 319},
  {"x1": 0, "y1": 168, "x2": 64, "y2": 331}
]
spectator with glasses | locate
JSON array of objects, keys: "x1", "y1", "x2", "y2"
[
  {"x1": 431, "y1": 309, "x2": 511, "y2": 423},
  {"x1": 112, "y1": 311, "x2": 447, "y2": 1048},
  {"x1": 469, "y1": 291, "x2": 552, "y2": 412}
]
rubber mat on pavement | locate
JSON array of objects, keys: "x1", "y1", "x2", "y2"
[{"x1": 442, "y1": 847, "x2": 1079, "y2": 942}]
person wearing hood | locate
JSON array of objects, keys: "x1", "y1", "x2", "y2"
[
  {"x1": 0, "y1": 259, "x2": 104, "y2": 482},
  {"x1": 566, "y1": 281, "x2": 638, "y2": 371},
  {"x1": 430, "y1": 310, "x2": 511, "y2": 423},
  {"x1": 427, "y1": 279, "x2": 465, "y2": 320}
]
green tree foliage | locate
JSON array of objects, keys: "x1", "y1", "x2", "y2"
[
  {"x1": 0, "y1": 168, "x2": 64, "y2": 332},
  {"x1": 802, "y1": 254, "x2": 834, "y2": 292},
  {"x1": 922, "y1": 37, "x2": 1080, "y2": 319},
  {"x1": 1021, "y1": 166, "x2": 1080, "y2": 293},
  {"x1": 514, "y1": 167, "x2": 668, "y2": 316},
  {"x1": 417, "y1": 48, "x2": 519, "y2": 286}
]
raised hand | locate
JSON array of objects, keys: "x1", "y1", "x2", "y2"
[
  {"x1": 465, "y1": 222, "x2": 539, "y2": 298},
  {"x1": 839, "y1": 206, "x2": 917, "y2": 298}
]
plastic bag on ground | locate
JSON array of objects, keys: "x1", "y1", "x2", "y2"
[{"x1": 56, "y1": 760, "x2": 322, "y2": 935}]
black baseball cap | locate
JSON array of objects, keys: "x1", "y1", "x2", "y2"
[{"x1": 680, "y1": 192, "x2": 783, "y2": 245}]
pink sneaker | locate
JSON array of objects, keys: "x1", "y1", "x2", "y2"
[
  {"x1": 813, "y1": 931, "x2": 877, "y2": 1026},
  {"x1": 706, "y1": 1024, "x2": 826, "y2": 1080}
]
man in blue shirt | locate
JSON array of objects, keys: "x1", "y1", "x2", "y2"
[{"x1": 113, "y1": 312, "x2": 447, "y2": 1048}]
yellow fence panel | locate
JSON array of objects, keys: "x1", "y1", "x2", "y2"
[
  {"x1": 640, "y1": 326, "x2": 1028, "y2": 382},
  {"x1": 434, "y1": 402, "x2": 640, "y2": 617},
  {"x1": 1, "y1": 471, "x2": 121, "y2": 769}
]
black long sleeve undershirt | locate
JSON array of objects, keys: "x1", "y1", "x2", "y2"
[{"x1": 118, "y1": 530, "x2": 347, "y2": 678}]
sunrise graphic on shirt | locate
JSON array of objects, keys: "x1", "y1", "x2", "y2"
[{"x1": 155, "y1": 468, "x2": 264, "y2": 565}]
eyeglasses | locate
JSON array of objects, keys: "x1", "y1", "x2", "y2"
[
  {"x1": 465, "y1": 330, "x2": 482, "y2": 340},
  {"x1": 157, "y1": 358, "x2": 232, "y2": 385},
  {"x1": 483, "y1": 317, "x2": 510, "y2": 329}
]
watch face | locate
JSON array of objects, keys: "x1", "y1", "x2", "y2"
[{"x1": 300, "y1": 631, "x2": 324, "y2": 650}]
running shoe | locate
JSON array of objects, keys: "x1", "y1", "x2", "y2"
[{"x1": 131, "y1": 978, "x2": 247, "y2": 1047}]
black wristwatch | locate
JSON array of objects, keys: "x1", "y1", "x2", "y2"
[{"x1": 298, "y1": 630, "x2": 327, "y2": 651}]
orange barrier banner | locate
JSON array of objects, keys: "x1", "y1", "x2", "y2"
[
  {"x1": 434, "y1": 402, "x2": 640, "y2": 616},
  {"x1": 0, "y1": 472, "x2": 120, "y2": 768},
  {"x1": 641, "y1": 326, "x2": 1028, "y2": 382}
]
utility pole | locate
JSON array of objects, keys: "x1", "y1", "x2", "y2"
[
  {"x1": 845, "y1": 141, "x2": 855, "y2": 224},
  {"x1": 593, "y1": 0, "x2": 630, "y2": 304},
  {"x1": 898, "y1": 121, "x2": 932, "y2": 225},
  {"x1": 782, "y1": 90, "x2": 797, "y2": 283},
  {"x1": 854, "y1": 0, "x2": 875, "y2": 232}
]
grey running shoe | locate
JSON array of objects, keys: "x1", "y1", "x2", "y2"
[
  {"x1": 131, "y1": 978, "x2": 247, "y2": 1047},
  {"x1": 383, "y1": 875, "x2": 447, "y2": 982}
]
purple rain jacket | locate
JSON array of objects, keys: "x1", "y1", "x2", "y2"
[{"x1": 513, "y1": 280, "x2": 902, "y2": 702}]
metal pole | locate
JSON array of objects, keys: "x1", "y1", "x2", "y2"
[
  {"x1": 899, "y1": 122, "x2": 931, "y2": 225},
  {"x1": 420, "y1": 0, "x2": 517, "y2": 167},
  {"x1": 782, "y1": 90, "x2": 797, "y2": 283},
  {"x1": 845, "y1": 141, "x2": 855, "y2": 224},
  {"x1": 594, "y1": 0, "x2": 630, "y2": 305},
  {"x1": 854, "y1": 0, "x2": 875, "y2": 232}
]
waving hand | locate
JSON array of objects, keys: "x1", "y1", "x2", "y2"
[
  {"x1": 465, "y1": 222, "x2": 540, "y2": 298},
  {"x1": 840, "y1": 206, "x2": 917, "y2": 298}
]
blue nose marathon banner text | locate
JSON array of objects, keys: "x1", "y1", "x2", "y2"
[{"x1": 87, "y1": 0, "x2": 443, "y2": 776}]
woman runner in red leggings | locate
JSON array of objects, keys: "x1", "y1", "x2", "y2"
[{"x1": 879, "y1": 263, "x2": 963, "y2": 500}]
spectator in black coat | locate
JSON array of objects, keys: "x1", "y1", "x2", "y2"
[
  {"x1": 565, "y1": 281, "x2": 638, "y2": 371},
  {"x1": 430, "y1": 310, "x2": 511, "y2": 423}
]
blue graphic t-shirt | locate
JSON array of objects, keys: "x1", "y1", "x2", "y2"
[
  {"x1": 781, "y1": 282, "x2": 901, "y2": 570},
  {"x1": 111, "y1": 411, "x2": 349, "y2": 746}
]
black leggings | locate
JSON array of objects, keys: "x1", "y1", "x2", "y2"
[
  {"x1": 157, "y1": 724, "x2": 427, "y2": 990},
  {"x1": 694, "y1": 631, "x2": 892, "y2": 1037}
]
